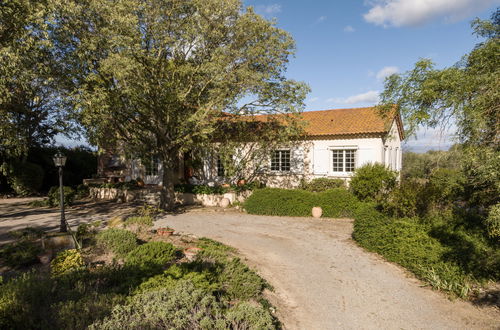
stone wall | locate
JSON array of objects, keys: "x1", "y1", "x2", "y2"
[{"x1": 89, "y1": 187, "x2": 252, "y2": 207}]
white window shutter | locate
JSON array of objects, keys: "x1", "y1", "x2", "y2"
[
  {"x1": 313, "y1": 148, "x2": 329, "y2": 175},
  {"x1": 291, "y1": 147, "x2": 304, "y2": 173}
]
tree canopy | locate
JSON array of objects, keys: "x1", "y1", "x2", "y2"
[{"x1": 55, "y1": 0, "x2": 309, "y2": 206}]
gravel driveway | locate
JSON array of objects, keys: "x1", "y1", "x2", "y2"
[{"x1": 156, "y1": 210, "x2": 499, "y2": 330}]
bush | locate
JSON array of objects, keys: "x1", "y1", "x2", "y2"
[
  {"x1": 96, "y1": 229, "x2": 138, "y2": 257},
  {"x1": 51, "y1": 249, "x2": 85, "y2": 277},
  {"x1": 0, "y1": 241, "x2": 41, "y2": 268},
  {"x1": 75, "y1": 183, "x2": 90, "y2": 199},
  {"x1": 124, "y1": 216, "x2": 154, "y2": 227},
  {"x1": 380, "y1": 179, "x2": 428, "y2": 217},
  {"x1": 427, "y1": 168, "x2": 466, "y2": 206},
  {"x1": 352, "y1": 203, "x2": 475, "y2": 297},
  {"x1": 219, "y1": 258, "x2": 267, "y2": 301},
  {"x1": 349, "y1": 163, "x2": 397, "y2": 202},
  {"x1": 47, "y1": 186, "x2": 76, "y2": 207},
  {"x1": 1, "y1": 161, "x2": 44, "y2": 196},
  {"x1": 300, "y1": 177, "x2": 345, "y2": 192},
  {"x1": 484, "y1": 203, "x2": 500, "y2": 239},
  {"x1": 244, "y1": 188, "x2": 359, "y2": 218},
  {"x1": 125, "y1": 242, "x2": 177, "y2": 272},
  {"x1": 225, "y1": 301, "x2": 276, "y2": 329}
]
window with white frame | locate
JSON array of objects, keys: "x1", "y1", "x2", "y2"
[
  {"x1": 271, "y1": 150, "x2": 291, "y2": 172},
  {"x1": 145, "y1": 156, "x2": 159, "y2": 176},
  {"x1": 331, "y1": 149, "x2": 356, "y2": 173},
  {"x1": 216, "y1": 157, "x2": 225, "y2": 177}
]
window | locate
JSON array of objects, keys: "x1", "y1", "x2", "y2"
[
  {"x1": 145, "y1": 156, "x2": 159, "y2": 176},
  {"x1": 216, "y1": 157, "x2": 225, "y2": 177},
  {"x1": 331, "y1": 149, "x2": 356, "y2": 173},
  {"x1": 271, "y1": 150, "x2": 291, "y2": 172}
]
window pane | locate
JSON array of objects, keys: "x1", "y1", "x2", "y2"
[
  {"x1": 271, "y1": 151, "x2": 280, "y2": 171},
  {"x1": 217, "y1": 157, "x2": 225, "y2": 177},
  {"x1": 281, "y1": 150, "x2": 290, "y2": 171},
  {"x1": 345, "y1": 150, "x2": 355, "y2": 172},
  {"x1": 332, "y1": 150, "x2": 343, "y2": 172}
]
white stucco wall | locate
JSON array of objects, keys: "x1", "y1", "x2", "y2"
[{"x1": 382, "y1": 120, "x2": 403, "y2": 171}]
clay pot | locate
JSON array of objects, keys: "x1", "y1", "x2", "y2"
[
  {"x1": 221, "y1": 183, "x2": 230, "y2": 188},
  {"x1": 157, "y1": 228, "x2": 174, "y2": 236},
  {"x1": 184, "y1": 247, "x2": 202, "y2": 261},
  {"x1": 312, "y1": 206, "x2": 323, "y2": 218},
  {"x1": 220, "y1": 197, "x2": 230, "y2": 208},
  {"x1": 237, "y1": 179, "x2": 246, "y2": 186}
]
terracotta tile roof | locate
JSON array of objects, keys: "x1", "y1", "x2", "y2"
[{"x1": 253, "y1": 106, "x2": 402, "y2": 138}]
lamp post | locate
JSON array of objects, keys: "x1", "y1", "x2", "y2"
[{"x1": 53, "y1": 152, "x2": 68, "y2": 233}]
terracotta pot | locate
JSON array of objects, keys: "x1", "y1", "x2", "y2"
[
  {"x1": 312, "y1": 206, "x2": 323, "y2": 218},
  {"x1": 221, "y1": 183, "x2": 230, "y2": 188},
  {"x1": 157, "y1": 228, "x2": 174, "y2": 236},
  {"x1": 237, "y1": 179, "x2": 246, "y2": 186}
]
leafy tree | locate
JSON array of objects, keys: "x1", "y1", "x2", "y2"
[
  {"x1": 379, "y1": 8, "x2": 499, "y2": 210},
  {"x1": 0, "y1": 0, "x2": 69, "y2": 160},
  {"x1": 58, "y1": 0, "x2": 309, "y2": 208}
]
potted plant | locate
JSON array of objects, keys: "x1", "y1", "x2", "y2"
[
  {"x1": 237, "y1": 179, "x2": 246, "y2": 186},
  {"x1": 156, "y1": 227, "x2": 174, "y2": 236},
  {"x1": 184, "y1": 247, "x2": 202, "y2": 260}
]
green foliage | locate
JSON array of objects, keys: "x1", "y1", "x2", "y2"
[
  {"x1": 96, "y1": 229, "x2": 138, "y2": 257},
  {"x1": 300, "y1": 177, "x2": 345, "y2": 192},
  {"x1": 0, "y1": 161, "x2": 44, "y2": 196},
  {"x1": 135, "y1": 204, "x2": 162, "y2": 217},
  {"x1": 219, "y1": 258, "x2": 266, "y2": 301},
  {"x1": 125, "y1": 242, "x2": 177, "y2": 272},
  {"x1": 427, "y1": 168, "x2": 465, "y2": 205},
  {"x1": 245, "y1": 188, "x2": 359, "y2": 218},
  {"x1": 51, "y1": 249, "x2": 85, "y2": 277},
  {"x1": 225, "y1": 301, "x2": 276, "y2": 329},
  {"x1": 349, "y1": 163, "x2": 397, "y2": 202},
  {"x1": 401, "y1": 147, "x2": 462, "y2": 180},
  {"x1": 380, "y1": 179, "x2": 428, "y2": 218},
  {"x1": 0, "y1": 240, "x2": 41, "y2": 268},
  {"x1": 485, "y1": 204, "x2": 500, "y2": 239},
  {"x1": 353, "y1": 203, "x2": 499, "y2": 298},
  {"x1": 174, "y1": 183, "x2": 227, "y2": 195},
  {"x1": 125, "y1": 216, "x2": 154, "y2": 227},
  {"x1": 75, "y1": 183, "x2": 90, "y2": 199},
  {"x1": 47, "y1": 186, "x2": 76, "y2": 207},
  {"x1": 8, "y1": 227, "x2": 44, "y2": 240}
]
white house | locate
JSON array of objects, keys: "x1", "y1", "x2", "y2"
[{"x1": 98, "y1": 106, "x2": 403, "y2": 187}]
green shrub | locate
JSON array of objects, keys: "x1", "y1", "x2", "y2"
[
  {"x1": 8, "y1": 227, "x2": 44, "y2": 241},
  {"x1": 244, "y1": 188, "x2": 359, "y2": 218},
  {"x1": 380, "y1": 179, "x2": 428, "y2": 217},
  {"x1": 90, "y1": 281, "x2": 277, "y2": 330},
  {"x1": 352, "y1": 203, "x2": 475, "y2": 297},
  {"x1": 485, "y1": 203, "x2": 500, "y2": 239},
  {"x1": 48, "y1": 186, "x2": 76, "y2": 207},
  {"x1": 349, "y1": 163, "x2": 397, "y2": 202},
  {"x1": 136, "y1": 204, "x2": 163, "y2": 217},
  {"x1": 0, "y1": 240, "x2": 41, "y2": 268},
  {"x1": 125, "y1": 242, "x2": 177, "y2": 271},
  {"x1": 225, "y1": 301, "x2": 276, "y2": 329},
  {"x1": 427, "y1": 168, "x2": 466, "y2": 205},
  {"x1": 96, "y1": 229, "x2": 137, "y2": 257},
  {"x1": 300, "y1": 177, "x2": 345, "y2": 192},
  {"x1": 1, "y1": 161, "x2": 44, "y2": 196},
  {"x1": 75, "y1": 184, "x2": 90, "y2": 199},
  {"x1": 220, "y1": 258, "x2": 266, "y2": 301},
  {"x1": 125, "y1": 216, "x2": 154, "y2": 227},
  {"x1": 51, "y1": 249, "x2": 85, "y2": 277}
]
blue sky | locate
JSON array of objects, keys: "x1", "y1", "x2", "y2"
[
  {"x1": 58, "y1": 0, "x2": 499, "y2": 152},
  {"x1": 245, "y1": 0, "x2": 499, "y2": 151}
]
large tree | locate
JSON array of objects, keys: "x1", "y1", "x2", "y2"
[
  {"x1": 58, "y1": 0, "x2": 309, "y2": 207},
  {"x1": 379, "y1": 8, "x2": 499, "y2": 209},
  {"x1": 0, "y1": 0, "x2": 69, "y2": 160}
]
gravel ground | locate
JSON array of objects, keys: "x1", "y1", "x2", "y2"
[{"x1": 156, "y1": 210, "x2": 499, "y2": 330}]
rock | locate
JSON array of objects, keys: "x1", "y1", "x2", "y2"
[{"x1": 220, "y1": 198, "x2": 230, "y2": 208}]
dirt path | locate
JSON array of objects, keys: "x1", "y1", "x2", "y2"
[{"x1": 157, "y1": 210, "x2": 499, "y2": 330}]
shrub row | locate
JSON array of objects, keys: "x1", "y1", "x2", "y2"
[{"x1": 244, "y1": 188, "x2": 360, "y2": 218}]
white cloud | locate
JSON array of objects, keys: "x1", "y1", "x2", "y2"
[
  {"x1": 255, "y1": 4, "x2": 282, "y2": 17},
  {"x1": 343, "y1": 25, "x2": 355, "y2": 32},
  {"x1": 328, "y1": 90, "x2": 380, "y2": 105},
  {"x1": 363, "y1": 0, "x2": 497, "y2": 27},
  {"x1": 308, "y1": 97, "x2": 320, "y2": 103},
  {"x1": 316, "y1": 16, "x2": 327, "y2": 23},
  {"x1": 376, "y1": 66, "x2": 399, "y2": 80}
]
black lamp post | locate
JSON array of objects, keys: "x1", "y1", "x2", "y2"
[{"x1": 53, "y1": 152, "x2": 68, "y2": 233}]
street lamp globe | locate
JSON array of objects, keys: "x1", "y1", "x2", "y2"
[{"x1": 53, "y1": 152, "x2": 67, "y2": 167}]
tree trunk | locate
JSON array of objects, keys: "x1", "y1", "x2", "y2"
[{"x1": 160, "y1": 158, "x2": 177, "y2": 210}]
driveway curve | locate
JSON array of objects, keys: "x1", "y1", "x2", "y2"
[{"x1": 157, "y1": 210, "x2": 498, "y2": 330}]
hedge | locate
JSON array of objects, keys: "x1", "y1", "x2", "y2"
[{"x1": 244, "y1": 188, "x2": 359, "y2": 218}]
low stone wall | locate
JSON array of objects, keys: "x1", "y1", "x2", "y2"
[{"x1": 89, "y1": 187, "x2": 252, "y2": 207}]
